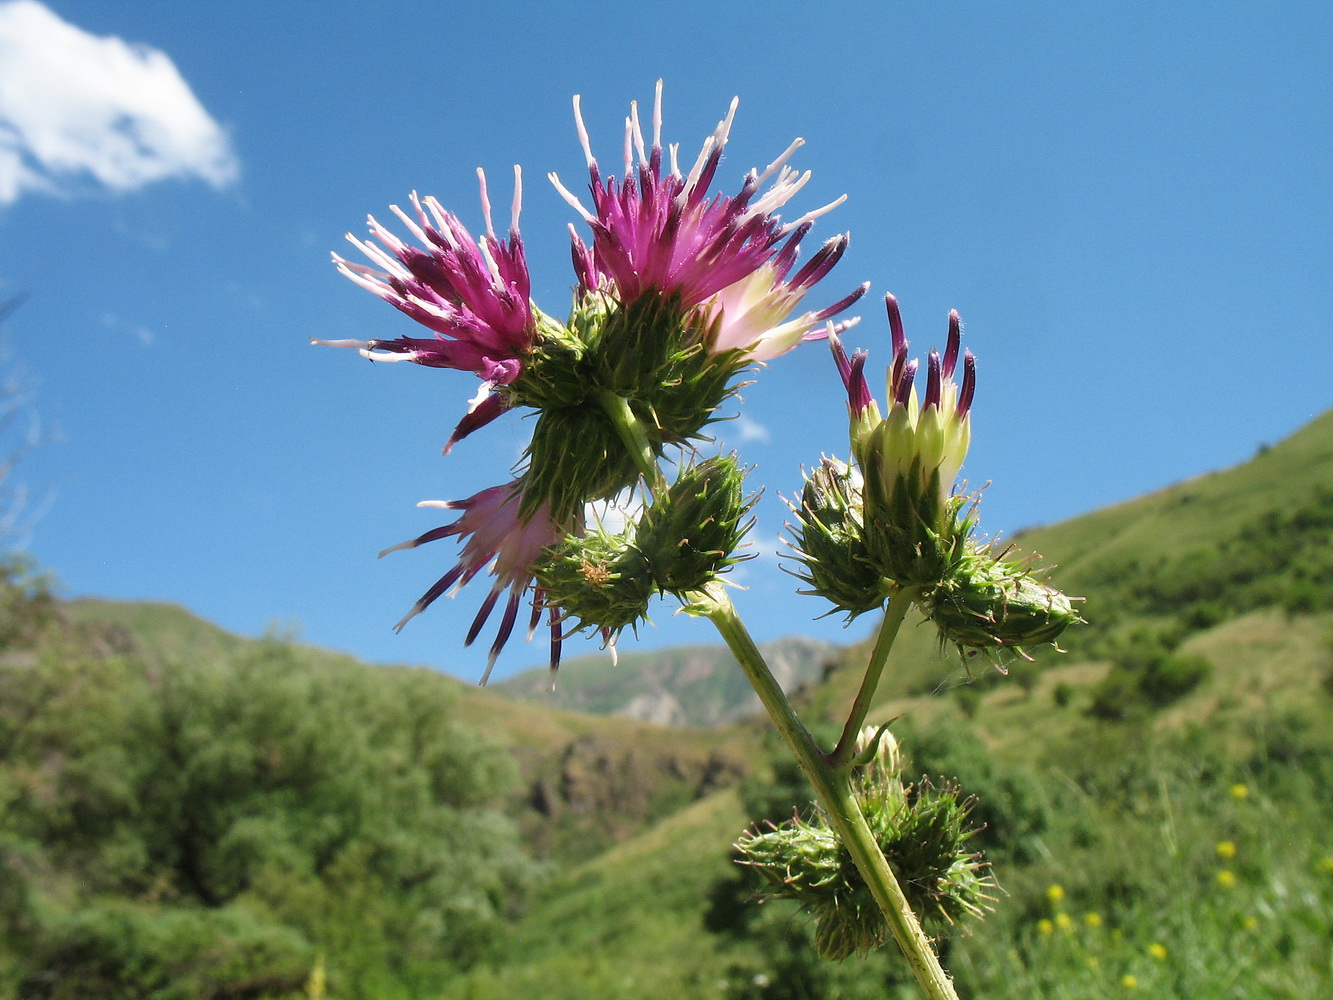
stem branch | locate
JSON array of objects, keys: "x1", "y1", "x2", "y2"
[
  {"x1": 830, "y1": 585, "x2": 919, "y2": 769},
  {"x1": 596, "y1": 390, "x2": 665, "y2": 494},
  {"x1": 694, "y1": 583, "x2": 960, "y2": 1000}
]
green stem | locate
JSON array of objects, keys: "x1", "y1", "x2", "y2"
[
  {"x1": 695, "y1": 583, "x2": 960, "y2": 1000},
  {"x1": 596, "y1": 390, "x2": 665, "y2": 494},
  {"x1": 830, "y1": 585, "x2": 919, "y2": 769}
]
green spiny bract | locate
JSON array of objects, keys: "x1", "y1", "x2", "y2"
[
  {"x1": 736, "y1": 728, "x2": 995, "y2": 960},
  {"x1": 578, "y1": 292, "x2": 747, "y2": 444},
  {"x1": 534, "y1": 528, "x2": 655, "y2": 639},
  {"x1": 923, "y1": 544, "x2": 1083, "y2": 664},
  {"x1": 535, "y1": 457, "x2": 752, "y2": 637},
  {"x1": 786, "y1": 458, "x2": 889, "y2": 619},
  {"x1": 636, "y1": 455, "x2": 754, "y2": 596},
  {"x1": 520, "y1": 407, "x2": 644, "y2": 522},
  {"x1": 859, "y1": 452, "x2": 971, "y2": 589},
  {"x1": 506, "y1": 292, "x2": 751, "y2": 523}
]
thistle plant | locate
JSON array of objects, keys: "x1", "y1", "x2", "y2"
[{"x1": 318, "y1": 82, "x2": 1078, "y2": 1000}]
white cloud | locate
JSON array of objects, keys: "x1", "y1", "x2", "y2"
[
  {"x1": 0, "y1": 0, "x2": 238, "y2": 205},
  {"x1": 727, "y1": 413, "x2": 771, "y2": 444},
  {"x1": 586, "y1": 489, "x2": 644, "y2": 534},
  {"x1": 100, "y1": 311, "x2": 153, "y2": 346}
]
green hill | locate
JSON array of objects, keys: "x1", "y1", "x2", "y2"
[{"x1": 495, "y1": 636, "x2": 837, "y2": 727}]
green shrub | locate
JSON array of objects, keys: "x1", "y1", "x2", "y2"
[
  {"x1": 21, "y1": 901, "x2": 311, "y2": 1000},
  {"x1": 0, "y1": 603, "x2": 538, "y2": 997},
  {"x1": 1139, "y1": 654, "x2": 1211, "y2": 706}
]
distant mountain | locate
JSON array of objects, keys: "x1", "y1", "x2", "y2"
[{"x1": 495, "y1": 636, "x2": 840, "y2": 728}]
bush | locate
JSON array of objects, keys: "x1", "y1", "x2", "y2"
[
  {"x1": 1139, "y1": 654, "x2": 1211, "y2": 706},
  {"x1": 22, "y1": 901, "x2": 312, "y2": 1000},
  {"x1": 1087, "y1": 668, "x2": 1141, "y2": 722},
  {"x1": 0, "y1": 606, "x2": 538, "y2": 997}
]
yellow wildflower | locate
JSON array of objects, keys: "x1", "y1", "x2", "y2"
[
  {"x1": 1148, "y1": 942, "x2": 1167, "y2": 960},
  {"x1": 1083, "y1": 912, "x2": 1103, "y2": 928},
  {"x1": 1216, "y1": 840, "x2": 1237, "y2": 860},
  {"x1": 1046, "y1": 884, "x2": 1066, "y2": 905},
  {"x1": 1055, "y1": 912, "x2": 1074, "y2": 932},
  {"x1": 1216, "y1": 869, "x2": 1237, "y2": 889},
  {"x1": 1037, "y1": 918, "x2": 1054, "y2": 937},
  {"x1": 1122, "y1": 974, "x2": 1139, "y2": 990},
  {"x1": 1229, "y1": 783, "x2": 1249, "y2": 800}
]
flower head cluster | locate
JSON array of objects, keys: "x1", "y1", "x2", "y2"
[
  {"x1": 788, "y1": 294, "x2": 1079, "y2": 661},
  {"x1": 536, "y1": 455, "x2": 754, "y2": 643},
  {"x1": 736, "y1": 726, "x2": 995, "y2": 959},
  {"x1": 318, "y1": 85, "x2": 862, "y2": 675}
]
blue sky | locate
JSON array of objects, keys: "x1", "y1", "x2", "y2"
[{"x1": 1, "y1": 0, "x2": 1329, "y2": 682}]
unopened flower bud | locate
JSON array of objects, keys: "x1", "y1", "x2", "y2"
[
  {"x1": 853, "y1": 724, "x2": 902, "y2": 782},
  {"x1": 737, "y1": 729, "x2": 994, "y2": 959},
  {"x1": 924, "y1": 545, "x2": 1082, "y2": 663},
  {"x1": 535, "y1": 529, "x2": 654, "y2": 637},
  {"x1": 636, "y1": 455, "x2": 753, "y2": 595},
  {"x1": 786, "y1": 458, "x2": 888, "y2": 619},
  {"x1": 828, "y1": 297, "x2": 977, "y2": 590}
]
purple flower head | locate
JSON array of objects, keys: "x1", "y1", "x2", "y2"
[
  {"x1": 314, "y1": 168, "x2": 536, "y2": 451},
  {"x1": 378, "y1": 480, "x2": 576, "y2": 684},
  {"x1": 549, "y1": 82, "x2": 861, "y2": 359},
  {"x1": 838, "y1": 294, "x2": 978, "y2": 518}
]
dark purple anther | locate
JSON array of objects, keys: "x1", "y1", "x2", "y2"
[
  {"x1": 830, "y1": 332, "x2": 853, "y2": 386},
  {"x1": 789, "y1": 230, "x2": 846, "y2": 289},
  {"x1": 885, "y1": 293, "x2": 907, "y2": 358},
  {"x1": 829, "y1": 334, "x2": 873, "y2": 414},
  {"x1": 847, "y1": 349, "x2": 872, "y2": 414},
  {"x1": 548, "y1": 606, "x2": 563, "y2": 674},
  {"x1": 924, "y1": 350, "x2": 942, "y2": 410},
  {"x1": 957, "y1": 350, "x2": 977, "y2": 416},
  {"x1": 943, "y1": 310, "x2": 961, "y2": 378},
  {"x1": 769, "y1": 222, "x2": 815, "y2": 282},
  {"x1": 569, "y1": 228, "x2": 598, "y2": 295},
  {"x1": 809, "y1": 281, "x2": 870, "y2": 327},
  {"x1": 465, "y1": 588, "x2": 503, "y2": 647},
  {"x1": 693, "y1": 142, "x2": 724, "y2": 201},
  {"x1": 894, "y1": 357, "x2": 918, "y2": 406},
  {"x1": 445, "y1": 392, "x2": 509, "y2": 454}
]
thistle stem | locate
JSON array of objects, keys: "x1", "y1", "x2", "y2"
[
  {"x1": 596, "y1": 390, "x2": 666, "y2": 494},
  {"x1": 694, "y1": 582, "x2": 960, "y2": 1000},
  {"x1": 830, "y1": 585, "x2": 919, "y2": 769}
]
